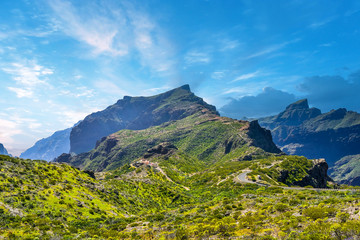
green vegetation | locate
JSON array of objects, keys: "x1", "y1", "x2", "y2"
[
  {"x1": 331, "y1": 154, "x2": 360, "y2": 184},
  {"x1": 62, "y1": 111, "x2": 279, "y2": 172},
  {"x1": 2, "y1": 104, "x2": 359, "y2": 239},
  {"x1": 2, "y1": 151, "x2": 360, "y2": 239}
]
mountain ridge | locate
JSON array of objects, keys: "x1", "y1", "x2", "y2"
[
  {"x1": 70, "y1": 84, "x2": 218, "y2": 154},
  {"x1": 258, "y1": 99, "x2": 360, "y2": 177}
]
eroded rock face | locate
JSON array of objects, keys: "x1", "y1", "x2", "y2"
[
  {"x1": 143, "y1": 142, "x2": 178, "y2": 159},
  {"x1": 246, "y1": 120, "x2": 282, "y2": 154},
  {"x1": 70, "y1": 85, "x2": 218, "y2": 154}
]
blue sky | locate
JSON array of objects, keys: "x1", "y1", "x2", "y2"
[{"x1": 1, "y1": 0, "x2": 360, "y2": 155}]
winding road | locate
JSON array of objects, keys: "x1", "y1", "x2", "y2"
[{"x1": 236, "y1": 170, "x2": 360, "y2": 192}]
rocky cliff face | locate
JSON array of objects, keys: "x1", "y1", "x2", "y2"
[
  {"x1": 20, "y1": 126, "x2": 73, "y2": 161},
  {"x1": 258, "y1": 99, "x2": 360, "y2": 166},
  {"x1": 0, "y1": 143, "x2": 9, "y2": 156},
  {"x1": 293, "y1": 159, "x2": 331, "y2": 188},
  {"x1": 70, "y1": 85, "x2": 218, "y2": 154}
]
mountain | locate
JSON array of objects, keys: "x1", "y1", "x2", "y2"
[
  {"x1": 57, "y1": 111, "x2": 281, "y2": 172},
  {"x1": 20, "y1": 127, "x2": 72, "y2": 161},
  {"x1": 258, "y1": 99, "x2": 360, "y2": 166},
  {"x1": 70, "y1": 84, "x2": 218, "y2": 154},
  {"x1": 0, "y1": 143, "x2": 9, "y2": 155},
  {"x1": 1, "y1": 87, "x2": 340, "y2": 239},
  {"x1": 330, "y1": 154, "x2": 360, "y2": 185}
]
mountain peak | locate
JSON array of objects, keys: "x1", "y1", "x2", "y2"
[
  {"x1": 286, "y1": 99, "x2": 309, "y2": 110},
  {"x1": 179, "y1": 84, "x2": 190, "y2": 91},
  {"x1": 70, "y1": 85, "x2": 217, "y2": 154},
  {"x1": 0, "y1": 143, "x2": 9, "y2": 156}
]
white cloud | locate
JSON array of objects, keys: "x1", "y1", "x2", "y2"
[
  {"x1": 7, "y1": 87, "x2": 33, "y2": 98},
  {"x1": 244, "y1": 39, "x2": 300, "y2": 60},
  {"x1": 2, "y1": 59, "x2": 53, "y2": 99},
  {"x1": 211, "y1": 71, "x2": 226, "y2": 80},
  {"x1": 2, "y1": 61, "x2": 53, "y2": 87},
  {"x1": 47, "y1": 0, "x2": 175, "y2": 74},
  {"x1": 231, "y1": 70, "x2": 261, "y2": 82},
  {"x1": 220, "y1": 39, "x2": 240, "y2": 51},
  {"x1": 185, "y1": 51, "x2": 211, "y2": 64},
  {"x1": 94, "y1": 79, "x2": 129, "y2": 96},
  {"x1": 0, "y1": 118, "x2": 22, "y2": 145},
  {"x1": 47, "y1": 0, "x2": 129, "y2": 56},
  {"x1": 308, "y1": 17, "x2": 335, "y2": 29},
  {"x1": 142, "y1": 86, "x2": 171, "y2": 95},
  {"x1": 128, "y1": 10, "x2": 175, "y2": 73}
]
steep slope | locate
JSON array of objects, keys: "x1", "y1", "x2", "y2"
[
  {"x1": 20, "y1": 127, "x2": 72, "y2": 161},
  {"x1": 57, "y1": 111, "x2": 281, "y2": 172},
  {"x1": 0, "y1": 143, "x2": 9, "y2": 156},
  {"x1": 70, "y1": 84, "x2": 218, "y2": 154},
  {"x1": 258, "y1": 99, "x2": 360, "y2": 166},
  {"x1": 330, "y1": 154, "x2": 360, "y2": 185}
]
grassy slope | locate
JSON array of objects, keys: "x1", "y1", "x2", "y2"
[
  {"x1": 2, "y1": 153, "x2": 360, "y2": 239},
  {"x1": 330, "y1": 154, "x2": 360, "y2": 183},
  {"x1": 66, "y1": 111, "x2": 279, "y2": 172}
]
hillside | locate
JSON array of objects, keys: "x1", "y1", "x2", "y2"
[
  {"x1": 56, "y1": 111, "x2": 281, "y2": 172},
  {"x1": 70, "y1": 84, "x2": 218, "y2": 154},
  {"x1": 2, "y1": 146, "x2": 359, "y2": 239},
  {"x1": 258, "y1": 99, "x2": 360, "y2": 167},
  {"x1": 20, "y1": 127, "x2": 72, "y2": 161},
  {"x1": 330, "y1": 154, "x2": 360, "y2": 185}
]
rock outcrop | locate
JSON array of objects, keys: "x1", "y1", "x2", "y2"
[{"x1": 277, "y1": 158, "x2": 331, "y2": 188}]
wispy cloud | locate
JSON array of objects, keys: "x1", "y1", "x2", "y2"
[
  {"x1": 47, "y1": 0, "x2": 128, "y2": 56},
  {"x1": 2, "y1": 61, "x2": 53, "y2": 86},
  {"x1": 94, "y1": 79, "x2": 130, "y2": 96},
  {"x1": 2, "y1": 59, "x2": 53, "y2": 98},
  {"x1": 7, "y1": 87, "x2": 34, "y2": 98},
  {"x1": 244, "y1": 39, "x2": 300, "y2": 60},
  {"x1": 231, "y1": 70, "x2": 262, "y2": 83},
  {"x1": 184, "y1": 50, "x2": 211, "y2": 65},
  {"x1": 47, "y1": 0, "x2": 175, "y2": 73},
  {"x1": 220, "y1": 39, "x2": 240, "y2": 51},
  {"x1": 211, "y1": 71, "x2": 226, "y2": 80},
  {"x1": 0, "y1": 118, "x2": 22, "y2": 145},
  {"x1": 308, "y1": 17, "x2": 335, "y2": 29},
  {"x1": 128, "y1": 10, "x2": 175, "y2": 73}
]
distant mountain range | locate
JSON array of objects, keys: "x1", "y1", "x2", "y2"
[
  {"x1": 258, "y1": 99, "x2": 360, "y2": 185},
  {"x1": 0, "y1": 143, "x2": 9, "y2": 156},
  {"x1": 20, "y1": 127, "x2": 72, "y2": 161}
]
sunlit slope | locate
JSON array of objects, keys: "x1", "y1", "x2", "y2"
[{"x1": 57, "y1": 111, "x2": 281, "y2": 171}]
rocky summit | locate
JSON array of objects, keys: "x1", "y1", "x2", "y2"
[{"x1": 70, "y1": 84, "x2": 218, "y2": 154}]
